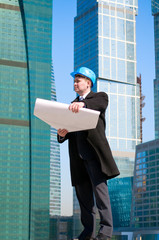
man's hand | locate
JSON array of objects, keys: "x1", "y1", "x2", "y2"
[
  {"x1": 69, "y1": 102, "x2": 85, "y2": 113},
  {"x1": 57, "y1": 129, "x2": 68, "y2": 137}
]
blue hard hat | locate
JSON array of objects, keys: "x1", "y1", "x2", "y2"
[{"x1": 70, "y1": 67, "x2": 96, "y2": 87}]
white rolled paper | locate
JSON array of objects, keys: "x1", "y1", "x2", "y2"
[{"x1": 34, "y1": 98, "x2": 100, "y2": 132}]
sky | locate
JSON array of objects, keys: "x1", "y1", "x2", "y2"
[{"x1": 52, "y1": 0, "x2": 155, "y2": 216}]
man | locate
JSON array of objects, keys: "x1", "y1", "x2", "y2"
[{"x1": 57, "y1": 67, "x2": 120, "y2": 240}]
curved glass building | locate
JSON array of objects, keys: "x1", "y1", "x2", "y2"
[{"x1": 0, "y1": 0, "x2": 53, "y2": 239}]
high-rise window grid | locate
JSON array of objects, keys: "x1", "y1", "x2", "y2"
[
  {"x1": 98, "y1": 1, "x2": 137, "y2": 84},
  {"x1": 50, "y1": 63, "x2": 61, "y2": 216},
  {"x1": 131, "y1": 140, "x2": 159, "y2": 229}
]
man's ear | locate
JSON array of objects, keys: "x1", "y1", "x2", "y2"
[{"x1": 87, "y1": 79, "x2": 92, "y2": 88}]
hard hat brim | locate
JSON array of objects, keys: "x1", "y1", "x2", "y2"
[
  {"x1": 70, "y1": 71, "x2": 78, "y2": 78},
  {"x1": 70, "y1": 71, "x2": 90, "y2": 80}
]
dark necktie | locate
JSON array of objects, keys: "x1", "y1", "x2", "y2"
[{"x1": 79, "y1": 96, "x2": 84, "y2": 101}]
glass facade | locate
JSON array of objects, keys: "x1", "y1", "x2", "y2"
[
  {"x1": 0, "y1": 1, "x2": 52, "y2": 239},
  {"x1": 108, "y1": 177, "x2": 133, "y2": 228},
  {"x1": 152, "y1": 0, "x2": 159, "y2": 139},
  {"x1": 131, "y1": 139, "x2": 159, "y2": 229},
  {"x1": 138, "y1": 235, "x2": 159, "y2": 240},
  {"x1": 50, "y1": 216, "x2": 73, "y2": 240},
  {"x1": 73, "y1": 0, "x2": 141, "y2": 232},
  {"x1": 97, "y1": 0, "x2": 140, "y2": 178},
  {"x1": 50, "y1": 64, "x2": 61, "y2": 216},
  {"x1": 73, "y1": 189, "x2": 82, "y2": 238},
  {"x1": 152, "y1": 0, "x2": 159, "y2": 15}
]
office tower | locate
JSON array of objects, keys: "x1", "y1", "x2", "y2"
[
  {"x1": 152, "y1": 0, "x2": 159, "y2": 139},
  {"x1": 50, "y1": 64, "x2": 61, "y2": 216},
  {"x1": 73, "y1": 187, "x2": 82, "y2": 237},
  {"x1": 131, "y1": 139, "x2": 159, "y2": 239},
  {"x1": 0, "y1": 1, "x2": 52, "y2": 239},
  {"x1": 73, "y1": 0, "x2": 141, "y2": 234},
  {"x1": 50, "y1": 216, "x2": 73, "y2": 240},
  {"x1": 129, "y1": 3, "x2": 159, "y2": 239}
]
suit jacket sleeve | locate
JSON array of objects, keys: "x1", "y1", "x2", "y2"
[{"x1": 57, "y1": 132, "x2": 70, "y2": 143}]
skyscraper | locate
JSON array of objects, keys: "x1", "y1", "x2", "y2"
[
  {"x1": 131, "y1": 139, "x2": 159, "y2": 239},
  {"x1": 0, "y1": 1, "x2": 52, "y2": 239},
  {"x1": 152, "y1": 0, "x2": 159, "y2": 139},
  {"x1": 73, "y1": 0, "x2": 141, "y2": 233},
  {"x1": 128, "y1": 2, "x2": 159, "y2": 239},
  {"x1": 50, "y1": 64, "x2": 61, "y2": 216}
]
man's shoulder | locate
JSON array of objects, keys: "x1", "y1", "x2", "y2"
[{"x1": 88, "y1": 91, "x2": 108, "y2": 98}]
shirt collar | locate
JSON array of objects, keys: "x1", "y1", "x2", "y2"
[{"x1": 80, "y1": 91, "x2": 91, "y2": 99}]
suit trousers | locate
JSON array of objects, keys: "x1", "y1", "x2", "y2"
[{"x1": 75, "y1": 157, "x2": 113, "y2": 239}]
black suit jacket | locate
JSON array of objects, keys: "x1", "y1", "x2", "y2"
[{"x1": 58, "y1": 91, "x2": 120, "y2": 186}]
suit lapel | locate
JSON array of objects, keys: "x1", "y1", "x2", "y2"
[{"x1": 72, "y1": 96, "x2": 79, "y2": 103}]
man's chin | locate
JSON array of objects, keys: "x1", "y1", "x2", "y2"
[{"x1": 74, "y1": 89, "x2": 79, "y2": 93}]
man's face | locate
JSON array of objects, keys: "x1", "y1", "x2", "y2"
[{"x1": 74, "y1": 74, "x2": 91, "y2": 95}]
